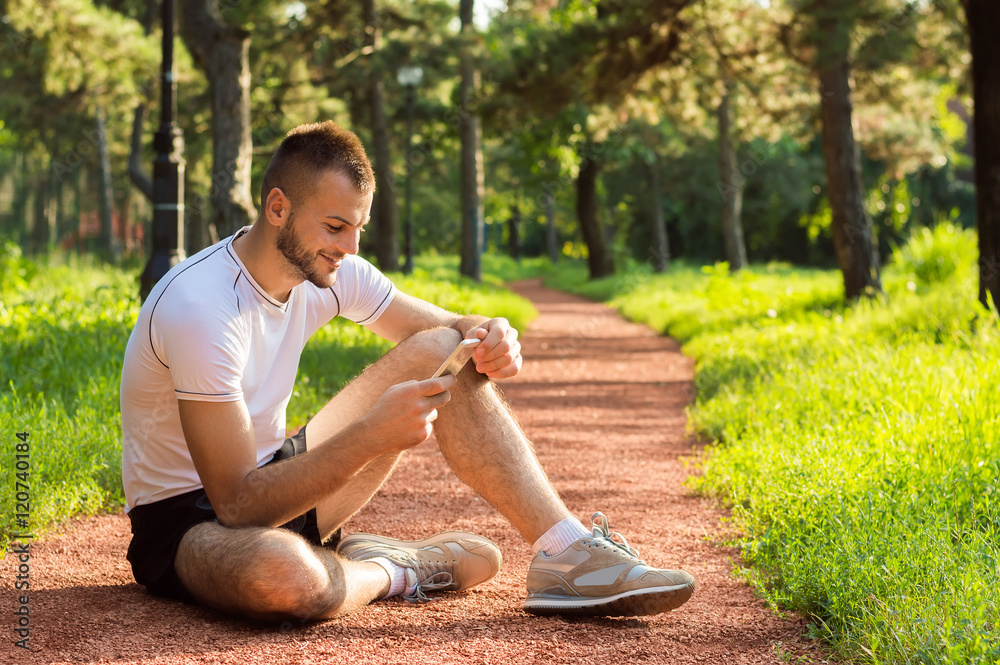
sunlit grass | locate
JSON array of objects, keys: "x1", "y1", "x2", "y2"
[{"x1": 547, "y1": 226, "x2": 1000, "y2": 664}]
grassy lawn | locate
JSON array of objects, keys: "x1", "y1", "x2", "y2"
[
  {"x1": 0, "y1": 245, "x2": 540, "y2": 547},
  {"x1": 547, "y1": 225, "x2": 1000, "y2": 664}
]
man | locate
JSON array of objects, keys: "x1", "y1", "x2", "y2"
[{"x1": 120, "y1": 120, "x2": 695, "y2": 621}]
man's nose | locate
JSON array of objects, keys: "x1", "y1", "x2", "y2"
[{"x1": 335, "y1": 229, "x2": 360, "y2": 255}]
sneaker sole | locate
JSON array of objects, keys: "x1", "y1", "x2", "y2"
[{"x1": 523, "y1": 581, "x2": 695, "y2": 617}]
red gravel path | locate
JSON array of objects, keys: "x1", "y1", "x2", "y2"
[{"x1": 2, "y1": 279, "x2": 834, "y2": 664}]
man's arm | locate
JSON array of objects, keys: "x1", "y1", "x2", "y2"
[
  {"x1": 177, "y1": 375, "x2": 454, "y2": 529},
  {"x1": 367, "y1": 291, "x2": 523, "y2": 380}
]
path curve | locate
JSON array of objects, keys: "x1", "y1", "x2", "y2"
[{"x1": 1, "y1": 280, "x2": 832, "y2": 664}]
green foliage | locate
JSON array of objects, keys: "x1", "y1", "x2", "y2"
[
  {"x1": 1, "y1": 257, "x2": 141, "y2": 546},
  {"x1": 547, "y1": 233, "x2": 999, "y2": 663},
  {"x1": 891, "y1": 222, "x2": 977, "y2": 288},
  {"x1": 0, "y1": 253, "x2": 538, "y2": 548}
]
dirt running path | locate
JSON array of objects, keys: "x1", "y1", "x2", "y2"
[{"x1": 2, "y1": 280, "x2": 832, "y2": 665}]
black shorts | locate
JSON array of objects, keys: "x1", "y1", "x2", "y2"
[{"x1": 126, "y1": 428, "x2": 341, "y2": 603}]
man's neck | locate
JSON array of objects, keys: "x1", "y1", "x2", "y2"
[{"x1": 231, "y1": 222, "x2": 300, "y2": 303}]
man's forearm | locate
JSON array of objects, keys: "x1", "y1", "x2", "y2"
[{"x1": 212, "y1": 419, "x2": 374, "y2": 529}]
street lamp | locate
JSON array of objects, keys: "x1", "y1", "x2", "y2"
[
  {"x1": 397, "y1": 65, "x2": 423, "y2": 274},
  {"x1": 140, "y1": 0, "x2": 186, "y2": 300}
]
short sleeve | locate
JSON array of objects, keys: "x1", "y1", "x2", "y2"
[
  {"x1": 149, "y1": 290, "x2": 248, "y2": 402},
  {"x1": 332, "y1": 255, "x2": 396, "y2": 325}
]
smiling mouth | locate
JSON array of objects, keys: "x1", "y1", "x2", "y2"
[{"x1": 320, "y1": 253, "x2": 343, "y2": 269}]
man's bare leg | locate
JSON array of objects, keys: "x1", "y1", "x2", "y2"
[
  {"x1": 174, "y1": 522, "x2": 390, "y2": 621},
  {"x1": 304, "y1": 327, "x2": 572, "y2": 543}
]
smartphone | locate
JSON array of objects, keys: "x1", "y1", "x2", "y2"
[{"x1": 431, "y1": 338, "x2": 482, "y2": 378}]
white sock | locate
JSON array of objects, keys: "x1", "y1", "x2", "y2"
[
  {"x1": 369, "y1": 557, "x2": 407, "y2": 598},
  {"x1": 532, "y1": 517, "x2": 590, "y2": 556}
]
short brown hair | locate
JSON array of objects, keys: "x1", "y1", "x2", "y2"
[{"x1": 260, "y1": 121, "x2": 375, "y2": 206}]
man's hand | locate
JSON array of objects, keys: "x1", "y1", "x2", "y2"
[
  {"x1": 361, "y1": 375, "x2": 456, "y2": 451},
  {"x1": 469, "y1": 317, "x2": 522, "y2": 379}
]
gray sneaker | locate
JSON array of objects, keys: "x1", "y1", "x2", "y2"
[
  {"x1": 524, "y1": 512, "x2": 695, "y2": 616},
  {"x1": 337, "y1": 531, "x2": 503, "y2": 603}
]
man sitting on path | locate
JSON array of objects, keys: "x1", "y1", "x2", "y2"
[{"x1": 120, "y1": 120, "x2": 696, "y2": 621}]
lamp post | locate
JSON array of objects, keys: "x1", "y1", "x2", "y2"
[
  {"x1": 140, "y1": 0, "x2": 186, "y2": 300},
  {"x1": 397, "y1": 65, "x2": 423, "y2": 275}
]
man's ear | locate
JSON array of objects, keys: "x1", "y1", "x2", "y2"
[{"x1": 264, "y1": 188, "x2": 292, "y2": 227}]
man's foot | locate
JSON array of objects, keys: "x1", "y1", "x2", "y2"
[
  {"x1": 524, "y1": 512, "x2": 695, "y2": 617},
  {"x1": 337, "y1": 531, "x2": 503, "y2": 602}
]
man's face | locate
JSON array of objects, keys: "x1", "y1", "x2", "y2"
[{"x1": 274, "y1": 170, "x2": 373, "y2": 289}]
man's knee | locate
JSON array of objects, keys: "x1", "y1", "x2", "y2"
[
  {"x1": 179, "y1": 525, "x2": 346, "y2": 621},
  {"x1": 242, "y1": 531, "x2": 345, "y2": 620},
  {"x1": 396, "y1": 326, "x2": 463, "y2": 374}
]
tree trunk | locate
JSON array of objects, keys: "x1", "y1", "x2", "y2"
[
  {"x1": 718, "y1": 82, "x2": 747, "y2": 272},
  {"x1": 30, "y1": 159, "x2": 50, "y2": 255},
  {"x1": 576, "y1": 154, "x2": 613, "y2": 279},
  {"x1": 54, "y1": 159, "x2": 68, "y2": 243},
  {"x1": 545, "y1": 188, "x2": 558, "y2": 263},
  {"x1": 646, "y1": 159, "x2": 670, "y2": 272},
  {"x1": 10, "y1": 151, "x2": 29, "y2": 243},
  {"x1": 96, "y1": 106, "x2": 116, "y2": 258},
  {"x1": 508, "y1": 204, "x2": 520, "y2": 261},
  {"x1": 128, "y1": 0, "x2": 155, "y2": 202},
  {"x1": 180, "y1": 0, "x2": 256, "y2": 244},
  {"x1": 458, "y1": 0, "x2": 484, "y2": 280},
  {"x1": 964, "y1": 0, "x2": 1000, "y2": 309},
  {"x1": 817, "y1": 17, "x2": 882, "y2": 300},
  {"x1": 365, "y1": 0, "x2": 399, "y2": 272}
]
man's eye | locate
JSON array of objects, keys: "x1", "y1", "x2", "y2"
[{"x1": 327, "y1": 225, "x2": 343, "y2": 233}]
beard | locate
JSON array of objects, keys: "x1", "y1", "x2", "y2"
[{"x1": 275, "y1": 212, "x2": 342, "y2": 289}]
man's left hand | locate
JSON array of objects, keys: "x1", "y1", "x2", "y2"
[{"x1": 469, "y1": 317, "x2": 522, "y2": 379}]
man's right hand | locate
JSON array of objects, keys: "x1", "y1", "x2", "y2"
[{"x1": 361, "y1": 375, "x2": 456, "y2": 452}]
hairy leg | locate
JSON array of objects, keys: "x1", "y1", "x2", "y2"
[
  {"x1": 304, "y1": 327, "x2": 465, "y2": 538},
  {"x1": 305, "y1": 326, "x2": 571, "y2": 545},
  {"x1": 174, "y1": 521, "x2": 389, "y2": 621},
  {"x1": 432, "y1": 367, "x2": 572, "y2": 544}
]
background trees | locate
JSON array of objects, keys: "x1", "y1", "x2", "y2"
[{"x1": 0, "y1": 0, "x2": 989, "y2": 304}]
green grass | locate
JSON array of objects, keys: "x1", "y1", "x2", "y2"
[
  {"x1": 0, "y1": 249, "x2": 537, "y2": 547},
  {"x1": 547, "y1": 225, "x2": 1000, "y2": 664}
]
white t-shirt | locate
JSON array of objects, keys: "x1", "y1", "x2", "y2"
[{"x1": 120, "y1": 228, "x2": 395, "y2": 510}]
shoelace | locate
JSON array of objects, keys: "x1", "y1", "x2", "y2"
[
  {"x1": 590, "y1": 512, "x2": 641, "y2": 559},
  {"x1": 400, "y1": 557, "x2": 456, "y2": 603}
]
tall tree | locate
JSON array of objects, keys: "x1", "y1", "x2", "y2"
[
  {"x1": 717, "y1": 77, "x2": 747, "y2": 271},
  {"x1": 961, "y1": 0, "x2": 1000, "y2": 308},
  {"x1": 787, "y1": 0, "x2": 882, "y2": 298},
  {"x1": 576, "y1": 150, "x2": 614, "y2": 278},
  {"x1": 95, "y1": 106, "x2": 116, "y2": 258},
  {"x1": 364, "y1": 0, "x2": 400, "y2": 272},
  {"x1": 459, "y1": 0, "x2": 485, "y2": 280},
  {"x1": 180, "y1": 0, "x2": 256, "y2": 242},
  {"x1": 645, "y1": 156, "x2": 670, "y2": 272}
]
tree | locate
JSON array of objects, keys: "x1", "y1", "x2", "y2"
[
  {"x1": 717, "y1": 77, "x2": 748, "y2": 271},
  {"x1": 961, "y1": 0, "x2": 1000, "y2": 308},
  {"x1": 785, "y1": 0, "x2": 883, "y2": 299},
  {"x1": 458, "y1": 0, "x2": 485, "y2": 280},
  {"x1": 364, "y1": 0, "x2": 401, "y2": 272},
  {"x1": 817, "y1": 4, "x2": 883, "y2": 298},
  {"x1": 180, "y1": 0, "x2": 256, "y2": 241},
  {"x1": 576, "y1": 149, "x2": 614, "y2": 278}
]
